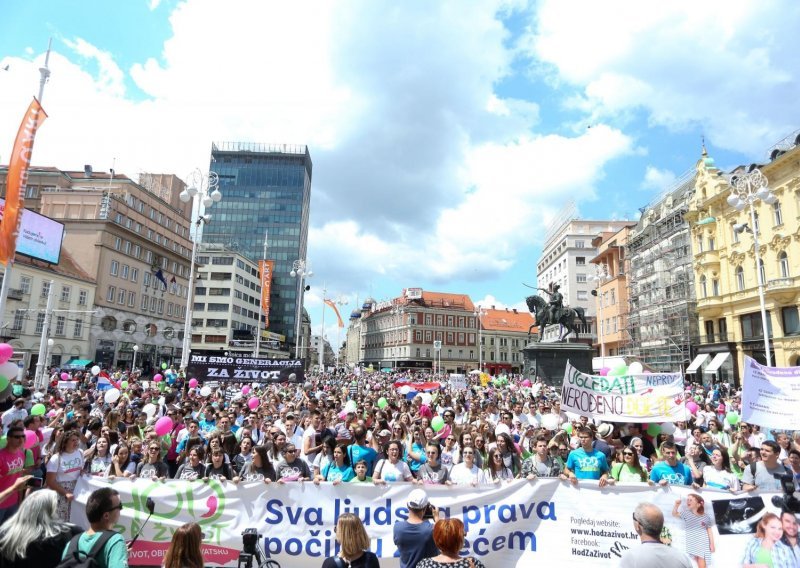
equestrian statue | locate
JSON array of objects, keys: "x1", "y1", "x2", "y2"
[{"x1": 523, "y1": 282, "x2": 587, "y2": 342}]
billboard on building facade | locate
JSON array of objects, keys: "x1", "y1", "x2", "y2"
[{"x1": 0, "y1": 197, "x2": 64, "y2": 264}]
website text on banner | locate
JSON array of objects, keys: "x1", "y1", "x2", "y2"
[
  {"x1": 185, "y1": 354, "x2": 305, "y2": 383},
  {"x1": 741, "y1": 355, "x2": 800, "y2": 430},
  {"x1": 560, "y1": 361, "x2": 685, "y2": 422},
  {"x1": 70, "y1": 477, "x2": 789, "y2": 568}
]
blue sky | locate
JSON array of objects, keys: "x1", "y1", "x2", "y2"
[{"x1": 1, "y1": 1, "x2": 799, "y2": 346}]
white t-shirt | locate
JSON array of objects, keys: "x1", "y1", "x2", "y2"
[
  {"x1": 449, "y1": 462, "x2": 489, "y2": 486},
  {"x1": 375, "y1": 459, "x2": 412, "y2": 482},
  {"x1": 46, "y1": 449, "x2": 85, "y2": 483}
]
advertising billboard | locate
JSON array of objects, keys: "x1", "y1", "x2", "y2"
[{"x1": 0, "y1": 198, "x2": 65, "y2": 264}]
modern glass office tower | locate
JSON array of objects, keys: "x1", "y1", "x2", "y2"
[{"x1": 204, "y1": 142, "x2": 312, "y2": 349}]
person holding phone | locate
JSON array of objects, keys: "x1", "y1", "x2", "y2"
[
  {"x1": 0, "y1": 426, "x2": 27, "y2": 524},
  {"x1": 394, "y1": 489, "x2": 439, "y2": 568}
]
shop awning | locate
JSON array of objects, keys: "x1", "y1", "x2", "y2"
[
  {"x1": 685, "y1": 354, "x2": 709, "y2": 374},
  {"x1": 704, "y1": 352, "x2": 731, "y2": 374},
  {"x1": 62, "y1": 359, "x2": 93, "y2": 370}
]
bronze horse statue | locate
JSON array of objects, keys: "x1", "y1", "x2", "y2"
[{"x1": 524, "y1": 294, "x2": 587, "y2": 342}]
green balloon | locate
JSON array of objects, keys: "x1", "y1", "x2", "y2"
[
  {"x1": 646, "y1": 423, "x2": 661, "y2": 437},
  {"x1": 431, "y1": 416, "x2": 445, "y2": 432},
  {"x1": 121, "y1": 381, "x2": 129, "y2": 389},
  {"x1": 161, "y1": 363, "x2": 168, "y2": 370},
  {"x1": 0, "y1": 436, "x2": 6, "y2": 449},
  {"x1": 377, "y1": 397, "x2": 388, "y2": 409},
  {"x1": 31, "y1": 403, "x2": 46, "y2": 416},
  {"x1": 726, "y1": 412, "x2": 740, "y2": 425},
  {"x1": 0, "y1": 376, "x2": 8, "y2": 392},
  {"x1": 563, "y1": 423, "x2": 573, "y2": 435}
]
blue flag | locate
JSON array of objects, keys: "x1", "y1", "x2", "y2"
[{"x1": 155, "y1": 269, "x2": 168, "y2": 288}]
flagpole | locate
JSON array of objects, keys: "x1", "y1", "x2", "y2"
[
  {"x1": 254, "y1": 229, "x2": 268, "y2": 358},
  {"x1": 0, "y1": 39, "x2": 51, "y2": 330}
]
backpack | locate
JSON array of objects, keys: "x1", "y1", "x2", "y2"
[{"x1": 57, "y1": 531, "x2": 116, "y2": 568}]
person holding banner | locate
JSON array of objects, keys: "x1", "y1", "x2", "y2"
[
  {"x1": 649, "y1": 442, "x2": 692, "y2": 486},
  {"x1": 611, "y1": 446, "x2": 649, "y2": 484},
  {"x1": 564, "y1": 427, "x2": 610, "y2": 486}
]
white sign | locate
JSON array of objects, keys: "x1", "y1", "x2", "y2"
[
  {"x1": 561, "y1": 361, "x2": 685, "y2": 422},
  {"x1": 740, "y1": 355, "x2": 800, "y2": 429},
  {"x1": 71, "y1": 477, "x2": 785, "y2": 568},
  {"x1": 449, "y1": 373, "x2": 467, "y2": 390},
  {"x1": 57, "y1": 380, "x2": 77, "y2": 390},
  {"x1": 433, "y1": 340, "x2": 442, "y2": 350}
]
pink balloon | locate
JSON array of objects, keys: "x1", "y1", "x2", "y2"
[
  {"x1": 599, "y1": 368, "x2": 609, "y2": 376},
  {"x1": 154, "y1": 416, "x2": 173, "y2": 436},
  {"x1": 60, "y1": 372, "x2": 70, "y2": 381},
  {"x1": 0, "y1": 344, "x2": 13, "y2": 364},
  {"x1": 153, "y1": 374, "x2": 163, "y2": 383},
  {"x1": 248, "y1": 396, "x2": 260, "y2": 410},
  {"x1": 24, "y1": 430, "x2": 38, "y2": 449},
  {"x1": 686, "y1": 401, "x2": 699, "y2": 415},
  {"x1": 242, "y1": 385, "x2": 251, "y2": 395},
  {"x1": 521, "y1": 379, "x2": 531, "y2": 387},
  {"x1": 188, "y1": 378, "x2": 199, "y2": 388}
]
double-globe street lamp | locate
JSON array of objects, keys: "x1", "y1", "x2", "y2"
[
  {"x1": 590, "y1": 263, "x2": 610, "y2": 368},
  {"x1": 290, "y1": 260, "x2": 312, "y2": 360},
  {"x1": 179, "y1": 170, "x2": 222, "y2": 370},
  {"x1": 726, "y1": 167, "x2": 777, "y2": 367},
  {"x1": 473, "y1": 306, "x2": 486, "y2": 372}
]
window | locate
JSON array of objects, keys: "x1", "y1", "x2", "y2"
[
  {"x1": 696, "y1": 235, "x2": 704, "y2": 253},
  {"x1": 74, "y1": 320, "x2": 84, "y2": 338},
  {"x1": 78, "y1": 289, "x2": 88, "y2": 305},
  {"x1": 779, "y1": 251, "x2": 789, "y2": 278},
  {"x1": 741, "y1": 311, "x2": 772, "y2": 340},
  {"x1": 107, "y1": 286, "x2": 116, "y2": 302},
  {"x1": 12, "y1": 310, "x2": 24, "y2": 331},
  {"x1": 124, "y1": 241, "x2": 132, "y2": 254},
  {"x1": 143, "y1": 272, "x2": 151, "y2": 287},
  {"x1": 110, "y1": 260, "x2": 119, "y2": 276},
  {"x1": 782, "y1": 307, "x2": 800, "y2": 336},
  {"x1": 55, "y1": 316, "x2": 66, "y2": 336},
  {"x1": 121, "y1": 265, "x2": 129, "y2": 279},
  {"x1": 576, "y1": 274, "x2": 587, "y2": 283},
  {"x1": 610, "y1": 289, "x2": 616, "y2": 305},
  {"x1": 732, "y1": 224, "x2": 740, "y2": 244},
  {"x1": 131, "y1": 268, "x2": 138, "y2": 283},
  {"x1": 700, "y1": 275, "x2": 707, "y2": 298},
  {"x1": 41, "y1": 281, "x2": 51, "y2": 298},
  {"x1": 167, "y1": 302, "x2": 173, "y2": 316},
  {"x1": 576, "y1": 257, "x2": 585, "y2": 265},
  {"x1": 114, "y1": 237, "x2": 122, "y2": 250},
  {"x1": 142, "y1": 295, "x2": 149, "y2": 310},
  {"x1": 117, "y1": 288, "x2": 126, "y2": 304},
  {"x1": 19, "y1": 276, "x2": 31, "y2": 295},
  {"x1": 35, "y1": 313, "x2": 45, "y2": 334},
  {"x1": 736, "y1": 266, "x2": 745, "y2": 291},
  {"x1": 145, "y1": 250, "x2": 153, "y2": 263},
  {"x1": 708, "y1": 237, "x2": 715, "y2": 251},
  {"x1": 759, "y1": 259, "x2": 765, "y2": 286},
  {"x1": 60, "y1": 285, "x2": 71, "y2": 302},
  {"x1": 133, "y1": 245, "x2": 141, "y2": 258},
  {"x1": 158, "y1": 299, "x2": 164, "y2": 314},
  {"x1": 575, "y1": 240, "x2": 585, "y2": 248},
  {"x1": 128, "y1": 291, "x2": 136, "y2": 307},
  {"x1": 712, "y1": 279, "x2": 720, "y2": 296},
  {"x1": 774, "y1": 201, "x2": 783, "y2": 226},
  {"x1": 577, "y1": 290, "x2": 588, "y2": 301}
]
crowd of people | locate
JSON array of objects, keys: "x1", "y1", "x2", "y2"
[{"x1": 0, "y1": 366, "x2": 796, "y2": 567}]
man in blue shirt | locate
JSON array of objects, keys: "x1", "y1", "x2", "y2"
[
  {"x1": 650, "y1": 442, "x2": 692, "y2": 485},
  {"x1": 564, "y1": 426, "x2": 610, "y2": 486}
]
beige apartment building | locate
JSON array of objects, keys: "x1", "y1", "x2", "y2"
[{"x1": 1, "y1": 166, "x2": 194, "y2": 373}]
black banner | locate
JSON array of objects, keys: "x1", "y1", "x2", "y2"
[{"x1": 186, "y1": 354, "x2": 305, "y2": 383}]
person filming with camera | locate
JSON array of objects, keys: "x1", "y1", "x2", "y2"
[{"x1": 394, "y1": 489, "x2": 440, "y2": 568}]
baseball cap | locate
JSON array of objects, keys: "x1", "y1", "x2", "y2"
[
  {"x1": 407, "y1": 489, "x2": 429, "y2": 509},
  {"x1": 377, "y1": 429, "x2": 391, "y2": 438}
]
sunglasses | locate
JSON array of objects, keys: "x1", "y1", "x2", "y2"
[
  {"x1": 285, "y1": 449, "x2": 297, "y2": 454},
  {"x1": 106, "y1": 504, "x2": 124, "y2": 513},
  {"x1": 623, "y1": 452, "x2": 634, "y2": 456}
]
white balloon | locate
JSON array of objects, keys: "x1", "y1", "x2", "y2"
[
  {"x1": 142, "y1": 381, "x2": 150, "y2": 389},
  {"x1": 104, "y1": 388, "x2": 121, "y2": 403},
  {"x1": 91, "y1": 365, "x2": 101, "y2": 376},
  {"x1": 660, "y1": 422, "x2": 677, "y2": 435},
  {"x1": 0, "y1": 361, "x2": 18, "y2": 381},
  {"x1": 158, "y1": 396, "x2": 165, "y2": 406},
  {"x1": 398, "y1": 386, "x2": 411, "y2": 395},
  {"x1": 420, "y1": 393, "x2": 433, "y2": 405},
  {"x1": 629, "y1": 362, "x2": 644, "y2": 374},
  {"x1": 143, "y1": 403, "x2": 157, "y2": 417},
  {"x1": 251, "y1": 382, "x2": 259, "y2": 389},
  {"x1": 200, "y1": 386, "x2": 212, "y2": 397},
  {"x1": 541, "y1": 415, "x2": 559, "y2": 431}
]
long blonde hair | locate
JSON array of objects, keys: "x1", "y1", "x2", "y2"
[
  {"x1": 336, "y1": 513, "x2": 371, "y2": 559},
  {"x1": 163, "y1": 522, "x2": 204, "y2": 568}
]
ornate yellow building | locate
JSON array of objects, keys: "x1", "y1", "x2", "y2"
[{"x1": 687, "y1": 136, "x2": 800, "y2": 384}]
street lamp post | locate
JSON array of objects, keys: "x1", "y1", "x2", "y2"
[
  {"x1": 727, "y1": 167, "x2": 776, "y2": 366},
  {"x1": 178, "y1": 170, "x2": 221, "y2": 371},
  {"x1": 132, "y1": 344, "x2": 139, "y2": 373},
  {"x1": 391, "y1": 304, "x2": 405, "y2": 370},
  {"x1": 473, "y1": 306, "x2": 486, "y2": 372},
  {"x1": 290, "y1": 260, "x2": 312, "y2": 359},
  {"x1": 590, "y1": 263, "x2": 610, "y2": 369}
]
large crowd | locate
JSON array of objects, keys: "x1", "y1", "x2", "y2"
[{"x1": 0, "y1": 364, "x2": 798, "y2": 567}]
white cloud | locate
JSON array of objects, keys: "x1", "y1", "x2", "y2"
[
  {"x1": 641, "y1": 166, "x2": 677, "y2": 192},
  {"x1": 525, "y1": 1, "x2": 800, "y2": 155}
]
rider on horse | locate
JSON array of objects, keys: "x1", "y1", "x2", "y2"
[{"x1": 540, "y1": 283, "x2": 565, "y2": 325}]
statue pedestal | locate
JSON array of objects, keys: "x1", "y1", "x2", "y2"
[{"x1": 522, "y1": 342, "x2": 593, "y2": 387}]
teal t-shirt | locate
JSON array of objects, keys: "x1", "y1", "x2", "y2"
[{"x1": 62, "y1": 531, "x2": 129, "y2": 568}]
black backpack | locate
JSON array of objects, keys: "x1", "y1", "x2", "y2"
[{"x1": 57, "y1": 530, "x2": 116, "y2": 568}]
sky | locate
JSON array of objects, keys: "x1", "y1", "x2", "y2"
[{"x1": 1, "y1": 0, "x2": 799, "y2": 348}]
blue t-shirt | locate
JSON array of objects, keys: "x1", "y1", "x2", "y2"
[
  {"x1": 393, "y1": 521, "x2": 438, "y2": 568},
  {"x1": 347, "y1": 444, "x2": 378, "y2": 476},
  {"x1": 322, "y1": 462, "x2": 354, "y2": 482},
  {"x1": 649, "y1": 461, "x2": 692, "y2": 485},
  {"x1": 566, "y1": 447, "x2": 609, "y2": 480}
]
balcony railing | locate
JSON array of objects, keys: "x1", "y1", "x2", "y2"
[
  {"x1": 700, "y1": 332, "x2": 732, "y2": 344},
  {"x1": 767, "y1": 277, "x2": 795, "y2": 290},
  {"x1": 6, "y1": 289, "x2": 23, "y2": 301}
]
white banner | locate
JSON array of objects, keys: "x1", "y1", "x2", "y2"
[
  {"x1": 449, "y1": 374, "x2": 467, "y2": 390},
  {"x1": 561, "y1": 361, "x2": 685, "y2": 422},
  {"x1": 70, "y1": 477, "x2": 792, "y2": 567},
  {"x1": 741, "y1": 355, "x2": 800, "y2": 429}
]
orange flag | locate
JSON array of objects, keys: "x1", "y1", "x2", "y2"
[
  {"x1": 258, "y1": 260, "x2": 274, "y2": 327},
  {"x1": 325, "y1": 299, "x2": 344, "y2": 328},
  {"x1": 0, "y1": 99, "x2": 47, "y2": 265}
]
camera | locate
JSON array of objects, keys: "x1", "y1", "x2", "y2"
[
  {"x1": 27, "y1": 477, "x2": 43, "y2": 488},
  {"x1": 242, "y1": 528, "x2": 261, "y2": 554},
  {"x1": 771, "y1": 473, "x2": 800, "y2": 514},
  {"x1": 423, "y1": 504, "x2": 435, "y2": 520}
]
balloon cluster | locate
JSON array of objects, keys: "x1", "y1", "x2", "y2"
[{"x1": 0, "y1": 344, "x2": 16, "y2": 396}]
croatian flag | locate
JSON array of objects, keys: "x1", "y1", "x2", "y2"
[{"x1": 97, "y1": 371, "x2": 113, "y2": 390}]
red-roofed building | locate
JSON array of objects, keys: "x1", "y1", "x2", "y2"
[{"x1": 478, "y1": 307, "x2": 536, "y2": 374}]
